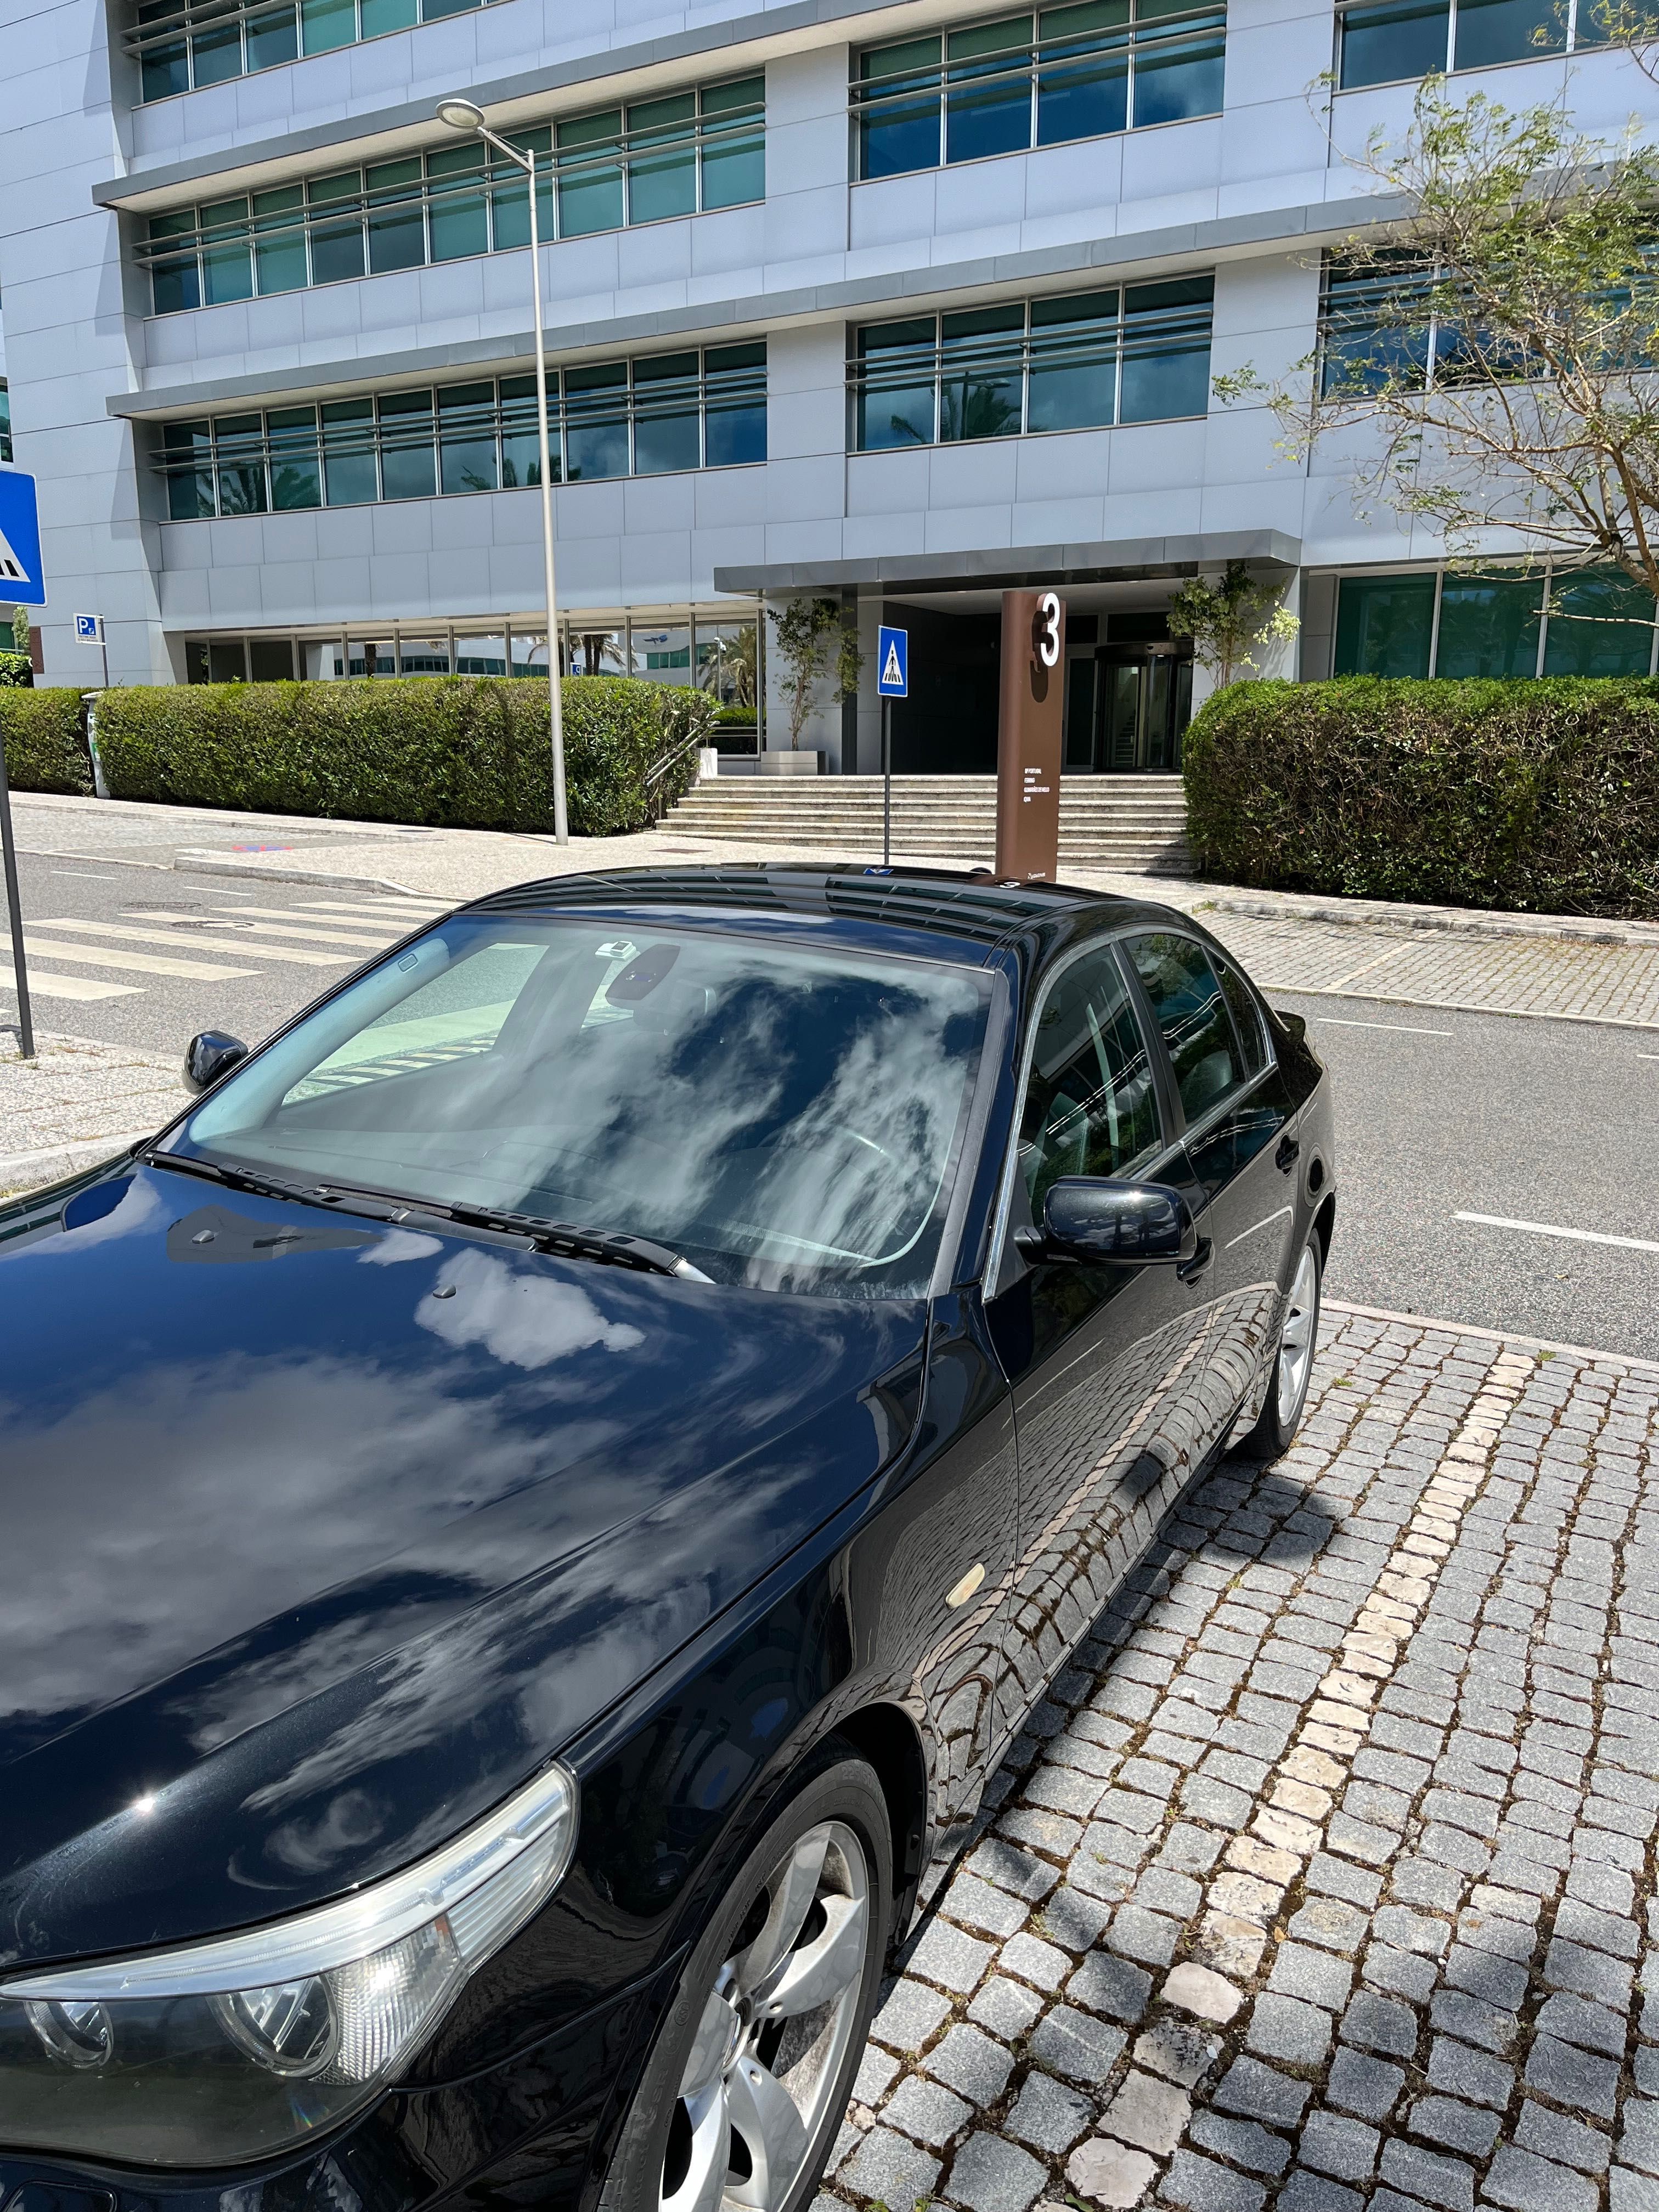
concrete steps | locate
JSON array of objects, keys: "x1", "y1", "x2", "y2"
[{"x1": 666, "y1": 774, "x2": 1192, "y2": 874}]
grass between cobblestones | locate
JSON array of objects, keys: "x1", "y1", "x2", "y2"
[{"x1": 819, "y1": 1311, "x2": 1659, "y2": 2212}]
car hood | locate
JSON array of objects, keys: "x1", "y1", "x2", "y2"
[{"x1": 0, "y1": 1166, "x2": 924, "y2": 1968}]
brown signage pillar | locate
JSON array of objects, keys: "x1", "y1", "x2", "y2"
[{"x1": 995, "y1": 588, "x2": 1066, "y2": 881}]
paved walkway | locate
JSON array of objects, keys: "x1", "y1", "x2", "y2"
[
  {"x1": 0, "y1": 1029, "x2": 185, "y2": 1194},
  {"x1": 829, "y1": 1306, "x2": 1659, "y2": 2212}
]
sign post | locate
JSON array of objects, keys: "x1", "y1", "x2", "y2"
[
  {"x1": 876, "y1": 625, "x2": 908, "y2": 867},
  {"x1": 75, "y1": 612, "x2": 110, "y2": 693},
  {"x1": 995, "y1": 589, "x2": 1065, "y2": 882},
  {"x1": 0, "y1": 468, "x2": 47, "y2": 1062}
]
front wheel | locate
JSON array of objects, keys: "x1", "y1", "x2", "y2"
[
  {"x1": 600, "y1": 1753, "x2": 893, "y2": 2212},
  {"x1": 1242, "y1": 1233, "x2": 1322, "y2": 1461}
]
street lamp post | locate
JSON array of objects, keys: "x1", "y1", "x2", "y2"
[{"x1": 436, "y1": 96, "x2": 568, "y2": 844}]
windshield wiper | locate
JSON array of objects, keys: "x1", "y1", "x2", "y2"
[
  {"x1": 437, "y1": 1202, "x2": 714, "y2": 1282},
  {"x1": 143, "y1": 1150, "x2": 319, "y2": 1206},
  {"x1": 144, "y1": 1153, "x2": 711, "y2": 1282}
]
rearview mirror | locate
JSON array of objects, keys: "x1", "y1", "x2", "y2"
[
  {"x1": 1036, "y1": 1177, "x2": 1198, "y2": 1266},
  {"x1": 183, "y1": 1030, "x2": 249, "y2": 1093}
]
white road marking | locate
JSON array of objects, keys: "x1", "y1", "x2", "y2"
[
  {"x1": 36, "y1": 918, "x2": 351, "y2": 968},
  {"x1": 24, "y1": 936, "x2": 259, "y2": 981},
  {"x1": 202, "y1": 904, "x2": 401, "y2": 936},
  {"x1": 0, "y1": 963, "x2": 142, "y2": 1001},
  {"x1": 1640, "y1": 1053, "x2": 1659, "y2": 1063},
  {"x1": 49, "y1": 870, "x2": 116, "y2": 881},
  {"x1": 293, "y1": 899, "x2": 447, "y2": 922},
  {"x1": 130, "y1": 915, "x2": 392, "y2": 951},
  {"x1": 1455, "y1": 1211, "x2": 1659, "y2": 1257},
  {"x1": 1316, "y1": 1017, "x2": 1455, "y2": 1038}
]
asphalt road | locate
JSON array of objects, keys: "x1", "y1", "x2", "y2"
[
  {"x1": 1, "y1": 848, "x2": 442, "y2": 1058},
  {"x1": 1274, "y1": 988, "x2": 1659, "y2": 1366},
  {"x1": 1, "y1": 849, "x2": 1653, "y2": 1365}
]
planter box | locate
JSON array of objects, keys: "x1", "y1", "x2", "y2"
[{"x1": 757, "y1": 750, "x2": 823, "y2": 776}]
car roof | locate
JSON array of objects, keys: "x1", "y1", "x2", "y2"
[{"x1": 464, "y1": 863, "x2": 1184, "y2": 961}]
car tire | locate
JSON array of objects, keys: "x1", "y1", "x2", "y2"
[
  {"x1": 600, "y1": 1748, "x2": 893, "y2": 2212},
  {"x1": 1242, "y1": 1232, "x2": 1322, "y2": 1462}
]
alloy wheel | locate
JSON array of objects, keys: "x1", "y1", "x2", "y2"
[
  {"x1": 660, "y1": 1821, "x2": 871, "y2": 2212},
  {"x1": 1276, "y1": 1242, "x2": 1319, "y2": 1430}
]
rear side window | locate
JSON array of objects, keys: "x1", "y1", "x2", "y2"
[
  {"x1": 1017, "y1": 946, "x2": 1161, "y2": 1215},
  {"x1": 1127, "y1": 932, "x2": 1243, "y2": 1122},
  {"x1": 1214, "y1": 952, "x2": 1269, "y2": 1078}
]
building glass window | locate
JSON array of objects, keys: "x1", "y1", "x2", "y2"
[
  {"x1": 136, "y1": 0, "x2": 496, "y2": 100},
  {"x1": 850, "y1": 279, "x2": 1212, "y2": 449},
  {"x1": 0, "y1": 380, "x2": 10, "y2": 464},
  {"x1": 142, "y1": 78, "x2": 762, "y2": 312},
  {"x1": 1337, "y1": 0, "x2": 1587, "y2": 89},
  {"x1": 154, "y1": 348, "x2": 766, "y2": 517},
  {"x1": 1333, "y1": 566, "x2": 1657, "y2": 678},
  {"x1": 853, "y1": 0, "x2": 1223, "y2": 179}
]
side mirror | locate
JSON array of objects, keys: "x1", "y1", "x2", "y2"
[
  {"x1": 183, "y1": 1030, "x2": 249, "y2": 1093},
  {"x1": 1034, "y1": 1177, "x2": 1198, "y2": 1266},
  {"x1": 1276, "y1": 1009, "x2": 1307, "y2": 1045}
]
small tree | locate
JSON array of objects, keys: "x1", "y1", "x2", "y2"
[
  {"x1": 10, "y1": 607, "x2": 27, "y2": 656},
  {"x1": 1167, "y1": 561, "x2": 1300, "y2": 686},
  {"x1": 1217, "y1": 78, "x2": 1659, "y2": 619},
  {"x1": 769, "y1": 597, "x2": 865, "y2": 750}
]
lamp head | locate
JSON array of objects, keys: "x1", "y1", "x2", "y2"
[{"x1": 436, "y1": 97, "x2": 486, "y2": 132}]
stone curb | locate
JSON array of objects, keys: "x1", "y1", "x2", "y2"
[
  {"x1": 173, "y1": 852, "x2": 430, "y2": 897},
  {"x1": 1192, "y1": 889, "x2": 1659, "y2": 950},
  {"x1": 1323, "y1": 1297, "x2": 1659, "y2": 1378},
  {"x1": 0, "y1": 1129, "x2": 151, "y2": 1197}
]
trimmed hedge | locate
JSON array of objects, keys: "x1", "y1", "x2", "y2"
[
  {"x1": 0, "y1": 687, "x2": 94, "y2": 795},
  {"x1": 1183, "y1": 678, "x2": 1659, "y2": 918},
  {"x1": 92, "y1": 675, "x2": 710, "y2": 834}
]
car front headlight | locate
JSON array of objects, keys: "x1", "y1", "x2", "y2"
[{"x1": 0, "y1": 1762, "x2": 577, "y2": 2168}]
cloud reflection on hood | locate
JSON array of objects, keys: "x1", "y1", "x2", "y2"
[{"x1": 418, "y1": 1249, "x2": 646, "y2": 1368}]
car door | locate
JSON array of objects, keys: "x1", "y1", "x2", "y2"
[
  {"x1": 982, "y1": 938, "x2": 1218, "y2": 1742},
  {"x1": 1123, "y1": 931, "x2": 1300, "y2": 1436}
]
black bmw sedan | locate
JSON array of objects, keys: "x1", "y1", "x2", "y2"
[{"x1": 0, "y1": 866, "x2": 1334, "y2": 2212}]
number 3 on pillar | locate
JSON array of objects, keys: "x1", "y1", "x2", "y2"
[{"x1": 1032, "y1": 591, "x2": 1061, "y2": 669}]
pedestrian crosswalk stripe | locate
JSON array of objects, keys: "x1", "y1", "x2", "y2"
[
  {"x1": 155, "y1": 916, "x2": 394, "y2": 951},
  {"x1": 24, "y1": 936, "x2": 259, "y2": 981},
  {"x1": 200, "y1": 904, "x2": 402, "y2": 939},
  {"x1": 0, "y1": 963, "x2": 142, "y2": 1002},
  {"x1": 292, "y1": 899, "x2": 448, "y2": 922},
  {"x1": 36, "y1": 918, "x2": 352, "y2": 968}
]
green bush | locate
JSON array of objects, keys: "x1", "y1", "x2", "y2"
[
  {"x1": 1183, "y1": 677, "x2": 1659, "y2": 918},
  {"x1": 92, "y1": 675, "x2": 712, "y2": 834},
  {"x1": 0, "y1": 652, "x2": 32, "y2": 689},
  {"x1": 0, "y1": 688, "x2": 93, "y2": 795}
]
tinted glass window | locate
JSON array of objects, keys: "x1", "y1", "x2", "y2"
[
  {"x1": 1017, "y1": 949, "x2": 1161, "y2": 1215},
  {"x1": 176, "y1": 918, "x2": 990, "y2": 1300},
  {"x1": 1213, "y1": 954, "x2": 1269, "y2": 1077},
  {"x1": 1128, "y1": 933, "x2": 1241, "y2": 1120}
]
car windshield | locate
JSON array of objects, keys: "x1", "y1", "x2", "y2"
[{"x1": 171, "y1": 913, "x2": 992, "y2": 1297}]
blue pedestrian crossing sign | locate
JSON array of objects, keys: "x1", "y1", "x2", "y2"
[
  {"x1": 877, "y1": 625, "x2": 908, "y2": 698},
  {"x1": 0, "y1": 470, "x2": 45, "y2": 607}
]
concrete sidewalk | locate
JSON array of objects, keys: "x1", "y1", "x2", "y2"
[{"x1": 0, "y1": 1028, "x2": 186, "y2": 1195}]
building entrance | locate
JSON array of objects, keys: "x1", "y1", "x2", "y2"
[{"x1": 1064, "y1": 642, "x2": 1193, "y2": 774}]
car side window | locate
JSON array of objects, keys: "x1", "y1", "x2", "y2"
[
  {"x1": 1017, "y1": 947, "x2": 1162, "y2": 1220},
  {"x1": 1214, "y1": 953, "x2": 1271, "y2": 1079},
  {"x1": 1127, "y1": 932, "x2": 1244, "y2": 1123}
]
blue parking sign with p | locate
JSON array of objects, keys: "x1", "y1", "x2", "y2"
[
  {"x1": 0, "y1": 470, "x2": 46, "y2": 607},
  {"x1": 877, "y1": 625, "x2": 908, "y2": 698}
]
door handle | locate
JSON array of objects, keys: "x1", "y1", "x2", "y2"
[
  {"x1": 1276, "y1": 1135, "x2": 1301, "y2": 1174},
  {"x1": 1177, "y1": 1237, "x2": 1214, "y2": 1283}
]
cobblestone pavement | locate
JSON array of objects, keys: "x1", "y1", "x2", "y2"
[
  {"x1": 1202, "y1": 916, "x2": 1659, "y2": 1031},
  {"x1": 826, "y1": 1305, "x2": 1659, "y2": 2212}
]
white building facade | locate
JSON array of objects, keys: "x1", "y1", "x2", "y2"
[{"x1": 4, "y1": 0, "x2": 1657, "y2": 767}]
